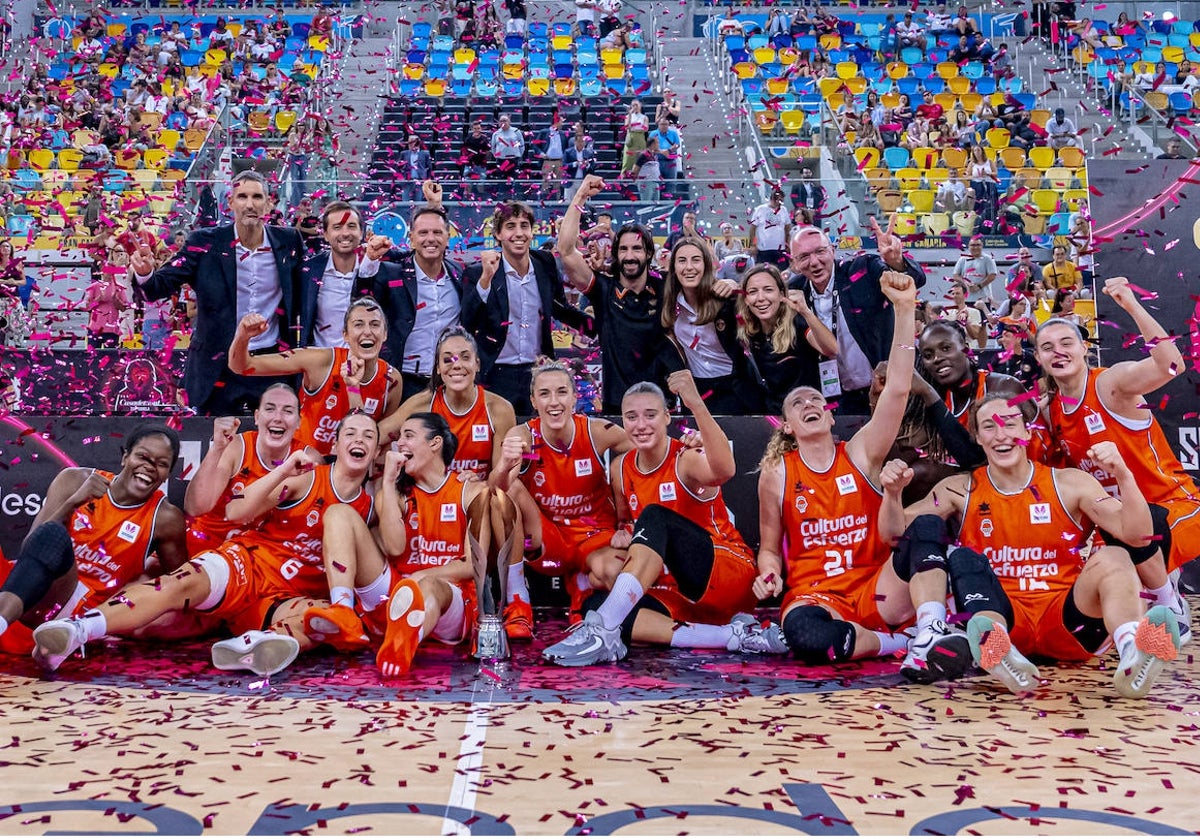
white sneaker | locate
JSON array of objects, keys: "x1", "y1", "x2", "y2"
[
  {"x1": 211, "y1": 631, "x2": 300, "y2": 676},
  {"x1": 1113, "y1": 605, "x2": 1181, "y2": 700},
  {"x1": 32, "y1": 618, "x2": 87, "y2": 672},
  {"x1": 967, "y1": 615, "x2": 1040, "y2": 694},
  {"x1": 727, "y1": 613, "x2": 790, "y2": 654},
  {"x1": 900, "y1": 619, "x2": 973, "y2": 684},
  {"x1": 542, "y1": 611, "x2": 627, "y2": 666},
  {"x1": 1168, "y1": 592, "x2": 1192, "y2": 647}
]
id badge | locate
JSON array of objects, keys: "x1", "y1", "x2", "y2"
[{"x1": 819, "y1": 359, "x2": 841, "y2": 398}]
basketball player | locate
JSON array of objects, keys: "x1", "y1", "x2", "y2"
[
  {"x1": 918, "y1": 320, "x2": 1022, "y2": 430},
  {"x1": 754, "y1": 271, "x2": 934, "y2": 670},
  {"x1": 0, "y1": 426, "x2": 187, "y2": 653},
  {"x1": 543, "y1": 371, "x2": 785, "y2": 666},
  {"x1": 1038, "y1": 276, "x2": 1196, "y2": 645},
  {"x1": 493, "y1": 361, "x2": 631, "y2": 627},
  {"x1": 229, "y1": 299, "x2": 401, "y2": 455},
  {"x1": 184, "y1": 384, "x2": 305, "y2": 555},
  {"x1": 880, "y1": 393, "x2": 1180, "y2": 698},
  {"x1": 31, "y1": 414, "x2": 378, "y2": 675}
]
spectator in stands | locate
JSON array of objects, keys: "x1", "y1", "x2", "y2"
[
  {"x1": 621, "y1": 100, "x2": 649, "y2": 175},
  {"x1": 629, "y1": 136, "x2": 662, "y2": 202},
  {"x1": 115, "y1": 210, "x2": 162, "y2": 261},
  {"x1": 575, "y1": 0, "x2": 598, "y2": 37},
  {"x1": 1005, "y1": 247, "x2": 1037, "y2": 296},
  {"x1": 209, "y1": 18, "x2": 235, "y2": 51},
  {"x1": 713, "y1": 223, "x2": 742, "y2": 262},
  {"x1": 897, "y1": 12, "x2": 924, "y2": 49},
  {"x1": 893, "y1": 93, "x2": 914, "y2": 128},
  {"x1": 786, "y1": 220, "x2": 928, "y2": 414},
  {"x1": 926, "y1": 4, "x2": 953, "y2": 36},
  {"x1": 791, "y1": 165, "x2": 825, "y2": 228},
  {"x1": 940, "y1": 279, "x2": 987, "y2": 349},
  {"x1": 648, "y1": 117, "x2": 681, "y2": 184},
  {"x1": 131, "y1": 170, "x2": 306, "y2": 415},
  {"x1": 1067, "y1": 213, "x2": 1094, "y2": 287},
  {"x1": 291, "y1": 198, "x2": 322, "y2": 253},
  {"x1": 790, "y1": 5, "x2": 813, "y2": 35},
  {"x1": 950, "y1": 236, "x2": 999, "y2": 307},
  {"x1": 84, "y1": 265, "x2": 130, "y2": 350},
  {"x1": 455, "y1": 0, "x2": 475, "y2": 38},
  {"x1": 1133, "y1": 62, "x2": 1159, "y2": 93},
  {"x1": 400, "y1": 135, "x2": 434, "y2": 202},
  {"x1": 311, "y1": 6, "x2": 335, "y2": 39},
  {"x1": 0, "y1": 241, "x2": 24, "y2": 348},
  {"x1": 1046, "y1": 107, "x2": 1078, "y2": 149},
  {"x1": 461, "y1": 200, "x2": 589, "y2": 413},
  {"x1": 952, "y1": 5, "x2": 978, "y2": 36},
  {"x1": 915, "y1": 90, "x2": 944, "y2": 125},
  {"x1": 490, "y1": 114, "x2": 524, "y2": 183},
  {"x1": 992, "y1": 43, "x2": 1014, "y2": 80},
  {"x1": 766, "y1": 8, "x2": 789, "y2": 39},
  {"x1": 656, "y1": 90, "x2": 682, "y2": 127},
  {"x1": 967, "y1": 143, "x2": 998, "y2": 227},
  {"x1": 749, "y1": 189, "x2": 791, "y2": 269},
  {"x1": 460, "y1": 119, "x2": 490, "y2": 196},
  {"x1": 814, "y1": 7, "x2": 840, "y2": 36},
  {"x1": 665, "y1": 212, "x2": 706, "y2": 251},
  {"x1": 562, "y1": 124, "x2": 596, "y2": 194},
  {"x1": 935, "y1": 168, "x2": 973, "y2": 213},
  {"x1": 503, "y1": 0, "x2": 527, "y2": 36},
  {"x1": 1158, "y1": 139, "x2": 1187, "y2": 160},
  {"x1": 1042, "y1": 244, "x2": 1081, "y2": 291},
  {"x1": 157, "y1": 21, "x2": 190, "y2": 65},
  {"x1": 535, "y1": 113, "x2": 570, "y2": 199},
  {"x1": 947, "y1": 109, "x2": 975, "y2": 148},
  {"x1": 598, "y1": 0, "x2": 622, "y2": 39},
  {"x1": 1050, "y1": 286, "x2": 1093, "y2": 334},
  {"x1": 269, "y1": 8, "x2": 291, "y2": 41},
  {"x1": 478, "y1": 3, "x2": 503, "y2": 48},
  {"x1": 991, "y1": 317, "x2": 1040, "y2": 389},
  {"x1": 1068, "y1": 18, "x2": 1103, "y2": 51},
  {"x1": 949, "y1": 34, "x2": 977, "y2": 63},
  {"x1": 904, "y1": 116, "x2": 932, "y2": 151},
  {"x1": 864, "y1": 90, "x2": 887, "y2": 127}
]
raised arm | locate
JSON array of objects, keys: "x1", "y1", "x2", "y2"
[
  {"x1": 376, "y1": 450, "x2": 411, "y2": 557},
  {"x1": 1074, "y1": 442, "x2": 1152, "y2": 545},
  {"x1": 558, "y1": 175, "x2": 604, "y2": 291},
  {"x1": 183, "y1": 417, "x2": 242, "y2": 517},
  {"x1": 878, "y1": 458, "x2": 915, "y2": 544},
  {"x1": 1096, "y1": 276, "x2": 1187, "y2": 408},
  {"x1": 224, "y1": 449, "x2": 323, "y2": 525},
  {"x1": 752, "y1": 461, "x2": 786, "y2": 602},
  {"x1": 25, "y1": 468, "x2": 109, "y2": 541},
  {"x1": 671, "y1": 370, "x2": 737, "y2": 488},
  {"x1": 228, "y1": 312, "x2": 330, "y2": 385},
  {"x1": 148, "y1": 503, "x2": 189, "y2": 574}
]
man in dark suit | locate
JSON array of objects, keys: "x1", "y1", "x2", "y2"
[
  {"x1": 787, "y1": 216, "x2": 927, "y2": 415},
  {"x1": 131, "y1": 170, "x2": 306, "y2": 415},
  {"x1": 360, "y1": 190, "x2": 465, "y2": 401},
  {"x1": 400, "y1": 135, "x2": 434, "y2": 203},
  {"x1": 461, "y1": 200, "x2": 590, "y2": 414},
  {"x1": 790, "y1": 165, "x2": 825, "y2": 228}
]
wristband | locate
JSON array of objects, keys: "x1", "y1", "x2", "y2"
[{"x1": 346, "y1": 386, "x2": 361, "y2": 395}]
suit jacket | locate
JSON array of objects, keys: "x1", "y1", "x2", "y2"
[
  {"x1": 361, "y1": 249, "x2": 463, "y2": 371},
  {"x1": 139, "y1": 224, "x2": 305, "y2": 408},
  {"x1": 297, "y1": 252, "x2": 407, "y2": 349},
  {"x1": 461, "y1": 249, "x2": 590, "y2": 376},
  {"x1": 563, "y1": 142, "x2": 597, "y2": 178},
  {"x1": 788, "y1": 252, "x2": 927, "y2": 369}
]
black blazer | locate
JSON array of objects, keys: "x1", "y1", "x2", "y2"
[
  {"x1": 297, "y1": 252, "x2": 410, "y2": 351},
  {"x1": 139, "y1": 224, "x2": 305, "y2": 408},
  {"x1": 461, "y1": 249, "x2": 590, "y2": 376},
  {"x1": 362, "y1": 250, "x2": 463, "y2": 371},
  {"x1": 789, "y1": 252, "x2": 927, "y2": 369}
]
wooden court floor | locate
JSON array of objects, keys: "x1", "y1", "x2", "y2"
[{"x1": 1, "y1": 606, "x2": 1198, "y2": 837}]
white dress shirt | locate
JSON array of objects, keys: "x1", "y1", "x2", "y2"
[{"x1": 672, "y1": 294, "x2": 733, "y2": 378}]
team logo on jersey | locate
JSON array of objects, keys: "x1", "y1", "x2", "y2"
[
  {"x1": 629, "y1": 493, "x2": 639, "y2": 511},
  {"x1": 795, "y1": 495, "x2": 808, "y2": 514},
  {"x1": 574, "y1": 458, "x2": 593, "y2": 477},
  {"x1": 532, "y1": 470, "x2": 546, "y2": 487},
  {"x1": 117, "y1": 520, "x2": 141, "y2": 543},
  {"x1": 307, "y1": 510, "x2": 320, "y2": 527},
  {"x1": 408, "y1": 512, "x2": 419, "y2": 530},
  {"x1": 980, "y1": 518, "x2": 993, "y2": 537},
  {"x1": 326, "y1": 394, "x2": 339, "y2": 411},
  {"x1": 977, "y1": 502, "x2": 991, "y2": 515},
  {"x1": 362, "y1": 397, "x2": 379, "y2": 415},
  {"x1": 441, "y1": 503, "x2": 458, "y2": 522},
  {"x1": 1084, "y1": 411, "x2": 1106, "y2": 435},
  {"x1": 231, "y1": 482, "x2": 246, "y2": 497},
  {"x1": 72, "y1": 512, "x2": 92, "y2": 532},
  {"x1": 835, "y1": 474, "x2": 857, "y2": 495},
  {"x1": 658, "y1": 482, "x2": 677, "y2": 502},
  {"x1": 472, "y1": 424, "x2": 490, "y2": 442},
  {"x1": 1029, "y1": 503, "x2": 1051, "y2": 524}
]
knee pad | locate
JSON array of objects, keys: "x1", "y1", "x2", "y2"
[
  {"x1": 615, "y1": 594, "x2": 670, "y2": 645},
  {"x1": 893, "y1": 514, "x2": 950, "y2": 582},
  {"x1": 629, "y1": 504, "x2": 670, "y2": 559},
  {"x1": 782, "y1": 605, "x2": 856, "y2": 666},
  {"x1": 2, "y1": 522, "x2": 75, "y2": 608},
  {"x1": 947, "y1": 547, "x2": 1013, "y2": 626},
  {"x1": 1099, "y1": 504, "x2": 1170, "y2": 566}
]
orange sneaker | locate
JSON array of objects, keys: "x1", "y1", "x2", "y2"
[
  {"x1": 303, "y1": 603, "x2": 371, "y2": 652},
  {"x1": 503, "y1": 594, "x2": 534, "y2": 641},
  {"x1": 376, "y1": 579, "x2": 425, "y2": 678}
]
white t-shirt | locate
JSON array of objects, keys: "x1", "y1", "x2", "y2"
[{"x1": 750, "y1": 203, "x2": 789, "y2": 251}]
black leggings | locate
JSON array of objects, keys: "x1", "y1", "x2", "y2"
[{"x1": 630, "y1": 503, "x2": 715, "y2": 601}]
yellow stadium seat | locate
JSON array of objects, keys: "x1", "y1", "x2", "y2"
[
  {"x1": 875, "y1": 189, "x2": 903, "y2": 212},
  {"x1": 818, "y1": 77, "x2": 844, "y2": 97},
  {"x1": 1045, "y1": 167, "x2": 1074, "y2": 189},
  {"x1": 947, "y1": 76, "x2": 971, "y2": 95},
  {"x1": 854, "y1": 147, "x2": 881, "y2": 170},
  {"x1": 184, "y1": 129, "x2": 207, "y2": 151},
  {"x1": 836, "y1": 61, "x2": 858, "y2": 79},
  {"x1": 205, "y1": 48, "x2": 227, "y2": 65},
  {"x1": 454, "y1": 47, "x2": 476, "y2": 64},
  {"x1": 1027, "y1": 146, "x2": 1056, "y2": 169},
  {"x1": 1062, "y1": 189, "x2": 1089, "y2": 211},
  {"x1": 600, "y1": 47, "x2": 623, "y2": 65},
  {"x1": 934, "y1": 93, "x2": 957, "y2": 111},
  {"x1": 766, "y1": 76, "x2": 789, "y2": 95},
  {"x1": 27, "y1": 148, "x2": 55, "y2": 171},
  {"x1": 952, "y1": 210, "x2": 977, "y2": 237},
  {"x1": 781, "y1": 110, "x2": 805, "y2": 135},
  {"x1": 936, "y1": 62, "x2": 960, "y2": 80},
  {"x1": 275, "y1": 111, "x2": 298, "y2": 134},
  {"x1": 1029, "y1": 108, "x2": 1051, "y2": 128},
  {"x1": 1058, "y1": 146, "x2": 1085, "y2": 168},
  {"x1": 819, "y1": 33, "x2": 842, "y2": 50},
  {"x1": 893, "y1": 212, "x2": 918, "y2": 236},
  {"x1": 144, "y1": 148, "x2": 169, "y2": 170},
  {"x1": 732, "y1": 62, "x2": 758, "y2": 79},
  {"x1": 755, "y1": 111, "x2": 778, "y2": 135},
  {"x1": 1031, "y1": 189, "x2": 1061, "y2": 214},
  {"x1": 778, "y1": 47, "x2": 799, "y2": 66},
  {"x1": 307, "y1": 35, "x2": 330, "y2": 52},
  {"x1": 985, "y1": 127, "x2": 1010, "y2": 148},
  {"x1": 132, "y1": 169, "x2": 160, "y2": 190},
  {"x1": 97, "y1": 63, "x2": 120, "y2": 79},
  {"x1": 247, "y1": 111, "x2": 272, "y2": 133},
  {"x1": 958, "y1": 92, "x2": 981, "y2": 112},
  {"x1": 911, "y1": 147, "x2": 938, "y2": 169},
  {"x1": 886, "y1": 62, "x2": 908, "y2": 80},
  {"x1": 403, "y1": 62, "x2": 425, "y2": 80},
  {"x1": 844, "y1": 77, "x2": 868, "y2": 95},
  {"x1": 425, "y1": 78, "x2": 447, "y2": 97},
  {"x1": 554, "y1": 77, "x2": 576, "y2": 96},
  {"x1": 503, "y1": 62, "x2": 524, "y2": 79},
  {"x1": 753, "y1": 47, "x2": 776, "y2": 65},
  {"x1": 909, "y1": 188, "x2": 935, "y2": 213},
  {"x1": 894, "y1": 167, "x2": 922, "y2": 190},
  {"x1": 998, "y1": 147, "x2": 1027, "y2": 170},
  {"x1": 114, "y1": 149, "x2": 141, "y2": 170},
  {"x1": 923, "y1": 211, "x2": 951, "y2": 235},
  {"x1": 526, "y1": 77, "x2": 549, "y2": 96},
  {"x1": 941, "y1": 147, "x2": 967, "y2": 169},
  {"x1": 57, "y1": 148, "x2": 83, "y2": 171}
]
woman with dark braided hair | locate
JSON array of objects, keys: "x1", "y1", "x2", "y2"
[{"x1": 918, "y1": 319, "x2": 1023, "y2": 432}]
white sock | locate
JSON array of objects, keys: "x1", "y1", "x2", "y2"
[
  {"x1": 916, "y1": 601, "x2": 948, "y2": 631},
  {"x1": 671, "y1": 622, "x2": 734, "y2": 649},
  {"x1": 506, "y1": 561, "x2": 530, "y2": 604},
  {"x1": 596, "y1": 572, "x2": 643, "y2": 630},
  {"x1": 79, "y1": 610, "x2": 107, "y2": 642},
  {"x1": 1147, "y1": 581, "x2": 1176, "y2": 608},
  {"x1": 1113, "y1": 620, "x2": 1139, "y2": 660},
  {"x1": 874, "y1": 631, "x2": 908, "y2": 656},
  {"x1": 0, "y1": 616, "x2": 8, "y2": 637},
  {"x1": 330, "y1": 586, "x2": 354, "y2": 609}
]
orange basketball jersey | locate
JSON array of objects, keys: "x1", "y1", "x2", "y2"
[
  {"x1": 520, "y1": 415, "x2": 617, "y2": 532},
  {"x1": 298, "y1": 348, "x2": 396, "y2": 454},
  {"x1": 430, "y1": 386, "x2": 495, "y2": 476},
  {"x1": 69, "y1": 471, "x2": 168, "y2": 610},
  {"x1": 393, "y1": 474, "x2": 471, "y2": 578},
  {"x1": 957, "y1": 463, "x2": 1090, "y2": 602},
  {"x1": 186, "y1": 431, "x2": 303, "y2": 556},
  {"x1": 1047, "y1": 368, "x2": 1199, "y2": 505},
  {"x1": 240, "y1": 464, "x2": 373, "y2": 597},
  {"x1": 944, "y1": 370, "x2": 989, "y2": 429},
  {"x1": 778, "y1": 445, "x2": 891, "y2": 612}
]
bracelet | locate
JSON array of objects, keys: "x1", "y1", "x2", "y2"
[{"x1": 346, "y1": 386, "x2": 361, "y2": 395}]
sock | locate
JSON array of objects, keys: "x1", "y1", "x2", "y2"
[
  {"x1": 1147, "y1": 581, "x2": 1176, "y2": 608},
  {"x1": 330, "y1": 586, "x2": 354, "y2": 609},
  {"x1": 506, "y1": 561, "x2": 530, "y2": 604},
  {"x1": 916, "y1": 601, "x2": 948, "y2": 631},
  {"x1": 79, "y1": 610, "x2": 107, "y2": 642},
  {"x1": 1113, "y1": 620, "x2": 1139, "y2": 660},
  {"x1": 596, "y1": 572, "x2": 643, "y2": 630},
  {"x1": 0, "y1": 616, "x2": 8, "y2": 637},
  {"x1": 874, "y1": 631, "x2": 908, "y2": 656},
  {"x1": 671, "y1": 622, "x2": 734, "y2": 649}
]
